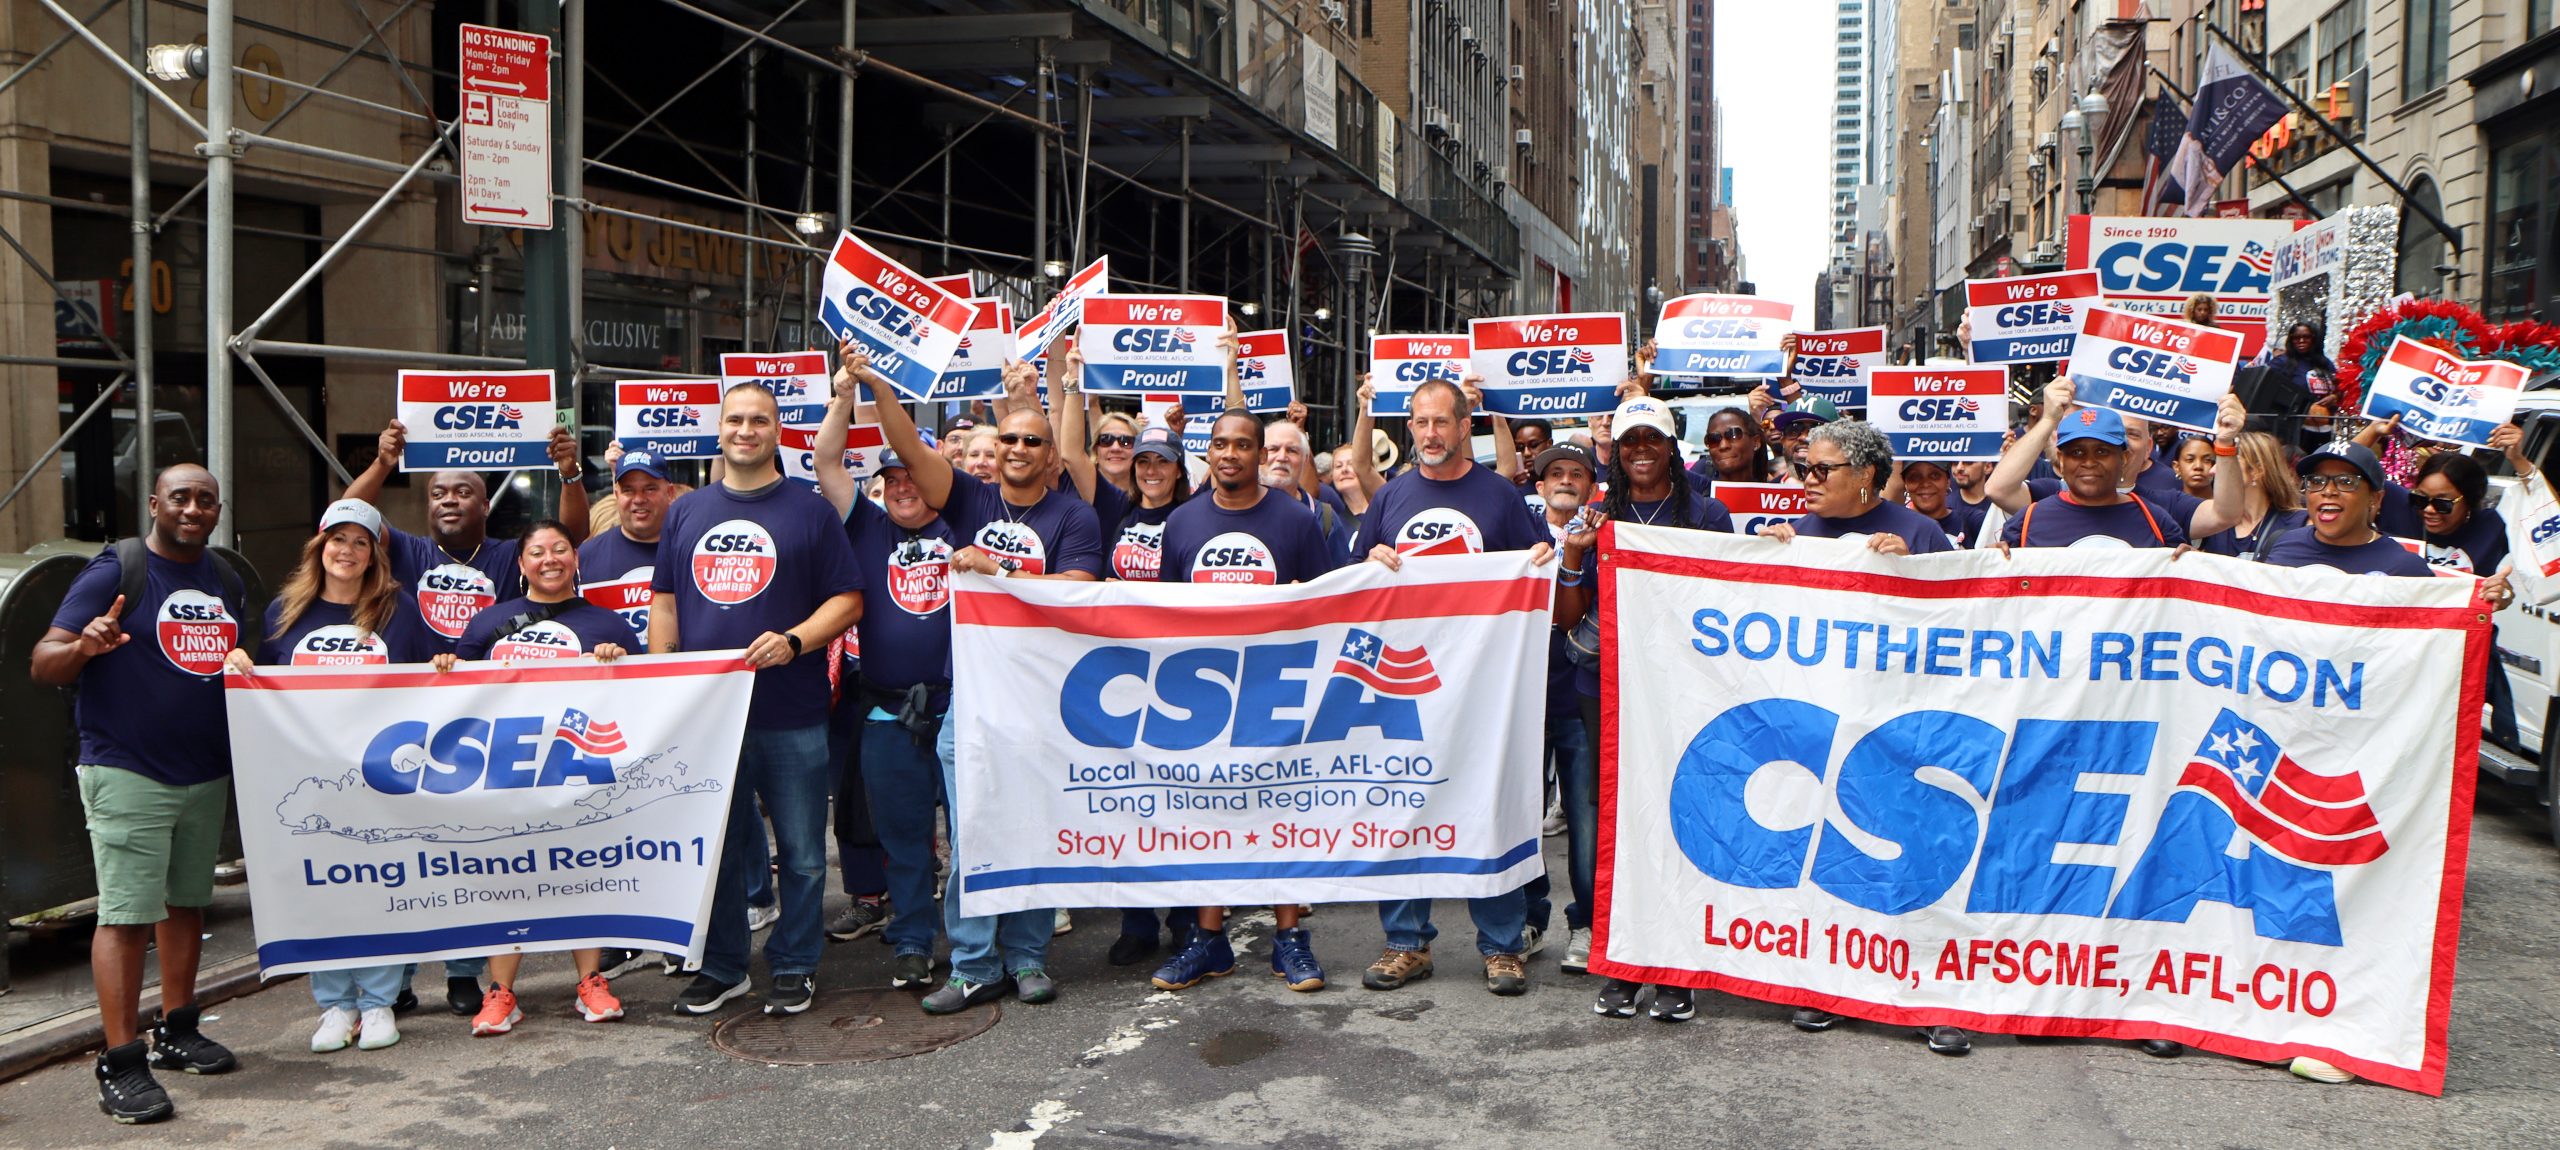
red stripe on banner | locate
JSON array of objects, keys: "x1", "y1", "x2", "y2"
[
  {"x1": 1591, "y1": 522, "x2": 1628, "y2": 1005},
  {"x1": 222, "y1": 653, "x2": 746, "y2": 691},
  {"x1": 2173, "y1": 764, "x2": 2388, "y2": 863},
  {"x1": 2266, "y1": 755, "x2": 2369, "y2": 806},
  {"x1": 954, "y1": 577, "x2": 1552, "y2": 638},
  {"x1": 1331, "y1": 660, "x2": 1441, "y2": 696},
  {"x1": 2257, "y1": 777, "x2": 2381, "y2": 836}
]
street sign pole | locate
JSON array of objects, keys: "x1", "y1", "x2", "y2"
[{"x1": 464, "y1": 16, "x2": 569, "y2": 508}]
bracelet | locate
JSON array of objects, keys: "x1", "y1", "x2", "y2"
[
  {"x1": 1560, "y1": 562, "x2": 1587, "y2": 578},
  {"x1": 2213, "y1": 443, "x2": 2237, "y2": 458},
  {"x1": 1558, "y1": 571, "x2": 1585, "y2": 588}
]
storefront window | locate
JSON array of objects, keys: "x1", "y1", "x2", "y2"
[{"x1": 2486, "y1": 141, "x2": 2545, "y2": 321}]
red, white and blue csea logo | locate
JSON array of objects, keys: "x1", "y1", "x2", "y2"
[
  {"x1": 1570, "y1": 348, "x2": 1597, "y2": 366},
  {"x1": 558, "y1": 708, "x2": 627, "y2": 756},
  {"x1": 2173, "y1": 357, "x2": 2203, "y2": 377},
  {"x1": 2052, "y1": 302, "x2": 2075, "y2": 321},
  {"x1": 1329, "y1": 628, "x2": 1441, "y2": 696},
  {"x1": 497, "y1": 404, "x2": 526, "y2": 421},
  {"x1": 1173, "y1": 328, "x2": 1197, "y2": 347},
  {"x1": 2236, "y1": 241, "x2": 2276, "y2": 275}
]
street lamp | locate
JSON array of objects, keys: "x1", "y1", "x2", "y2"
[{"x1": 2062, "y1": 88, "x2": 2109, "y2": 215}]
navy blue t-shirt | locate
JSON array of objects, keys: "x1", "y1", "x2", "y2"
[
  {"x1": 1353, "y1": 463, "x2": 1549, "y2": 556},
  {"x1": 1575, "y1": 488, "x2": 1732, "y2": 699},
  {"x1": 1795, "y1": 501, "x2": 1956, "y2": 554},
  {"x1": 2373, "y1": 483, "x2": 2510, "y2": 575},
  {"x1": 1089, "y1": 482, "x2": 1175, "y2": 581},
  {"x1": 2004, "y1": 491, "x2": 2188, "y2": 548},
  {"x1": 258, "y1": 593, "x2": 435, "y2": 666},
  {"x1": 1160, "y1": 488, "x2": 1340, "y2": 584},
  {"x1": 944, "y1": 471, "x2": 1105, "y2": 578},
  {"x1": 653, "y1": 477, "x2": 865, "y2": 728},
  {"x1": 50, "y1": 546, "x2": 245, "y2": 785},
  {"x1": 456, "y1": 595, "x2": 642, "y2": 661},
  {"x1": 2263, "y1": 532, "x2": 2437, "y2": 578},
  {"x1": 846, "y1": 496, "x2": 959, "y2": 704},
  {"x1": 386, "y1": 526, "x2": 524, "y2": 652},
  {"x1": 1916, "y1": 500, "x2": 1986, "y2": 548},
  {"x1": 1302, "y1": 483, "x2": 1360, "y2": 559},
  {"x1": 2201, "y1": 508, "x2": 2310, "y2": 559},
  {"x1": 577, "y1": 527, "x2": 660, "y2": 637},
  {"x1": 2132, "y1": 458, "x2": 2192, "y2": 504}
]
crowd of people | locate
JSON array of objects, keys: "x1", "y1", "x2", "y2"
[{"x1": 30, "y1": 293, "x2": 2521, "y2": 1124}]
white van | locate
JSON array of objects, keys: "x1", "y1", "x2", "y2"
[{"x1": 2478, "y1": 376, "x2": 2560, "y2": 842}]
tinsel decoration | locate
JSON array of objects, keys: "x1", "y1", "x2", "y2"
[{"x1": 2330, "y1": 206, "x2": 2402, "y2": 361}]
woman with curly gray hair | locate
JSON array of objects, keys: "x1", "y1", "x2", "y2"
[{"x1": 1758, "y1": 420, "x2": 1956, "y2": 556}]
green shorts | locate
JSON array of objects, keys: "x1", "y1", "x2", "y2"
[{"x1": 76, "y1": 765, "x2": 231, "y2": 926}]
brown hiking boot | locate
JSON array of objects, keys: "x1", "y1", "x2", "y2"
[
  {"x1": 1362, "y1": 947, "x2": 1434, "y2": 990},
  {"x1": 1483, "y1": 953, "x2": 1528, "y2": 996}
]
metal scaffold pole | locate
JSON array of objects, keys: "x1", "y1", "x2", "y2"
[
  {"x1": 204, "y1": 0, "x2": 236, "y2": 545},
  {"x1": 129, "y1": 0, "x2": 154, "y2": 531}
]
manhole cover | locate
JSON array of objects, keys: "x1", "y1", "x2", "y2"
[{"x1": 710, "y1": 987, "x2": 999, "y2": 1065}]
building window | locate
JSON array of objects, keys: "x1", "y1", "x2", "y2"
[
  {"x1": 2398, "y1": 175, "x2": 2451, "y2": 297},
  {"x1": 2316, "y1": 3, "x2": 2364, "y2": 91},
  {"x1": 2402, "y1": 0, "x2": 2448, "y2": 97},
  {"x1": 2271, "y1": 33, "x2": 2309, "y2": 97},
  {"x1": 2534, "y1": 0, "x2": 2554, "y2": 37},
  {"x1": 2485, "y1": 138, "x2": 2547, "y2": 320}
]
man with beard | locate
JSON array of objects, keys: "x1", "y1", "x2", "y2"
[{"x1": 1261, "y1": 416, "x2": 1357, "y2": 558}]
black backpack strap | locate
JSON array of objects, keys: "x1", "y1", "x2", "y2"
[
  {"x1": 2249, "y1": 516, "x2": 2294, "y2": 563},
  {"x1": 494, "y1": 596, "x2": 580, "y2": 643},
  {"x1": 113, "y1": 537, "x2": 261, "y2": 652}
]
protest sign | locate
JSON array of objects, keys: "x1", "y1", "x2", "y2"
[
  {"x1": 1715, "y1": 482, "x2": 1810, "y2": 536},
  {"x1": 1595, "y1": 526, "x2": 2483, "y2": 1094},
  {"x1": 719, "y1": 351, "x2": 831, "y2": 424},
  {"x1": 1369, "y1": 334, "x2": 1470, "y2": 417},
  {"x1": 1965, "y1": 270, "x2": 2103, "y2": 364},
  {"x1": 397, "y1": 370, "x2": 555, "y2": 472},
  {"x1": 1014, "y1": 255, "x2": 1111, "y2": 360},
  {"x1": 817, "y1": 232, "x2": 976, "y2": 400},
  {"x1": 1868, "y1": 366, "x2": 2008, "y2": 460},
  {"x1": 946, "y1": 553, "x2": 1552, "y2": 915},
  {"x1": 225, "y1": 654, "x2": 754, "y2": 977},
  {"x1": 2358, "y1": 337, "x2": 2529, "y2": 449},
  {"x1": 2067, "y1": 214, "x2": 2309, "y2": 358},
  {"x1": 1236, "y1": 328, "x2": 1296, "y2": 412},
  {"x1": 933, "y1": 299, "x2": 1016, "y2": 401},
  {"x1": 1651, "y1": 295, "x2": 1794, "y2": 377},
  {"x1": 1079, "y1": 295, "x2": 1229, "y2": 395},
  {"x1": 1471, "y1": 312, "x2": 1628, "y2": 416},
  {"x1": 2064, "y1": 305, "x2": 2244, "y2": 433},
  {"x1": 1792, "y1": 327, "x2": 1886, "y2": 409},
  {"x1": 612, "y1": 378, "x2": 721, "y2": 460}
]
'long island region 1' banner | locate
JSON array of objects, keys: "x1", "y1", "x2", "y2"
[
  {"x1": 947, "y1": 553, "x2": 1553, "y2": 916},
  {"x1": 1593, "y1": 525, "x2": 2484, "y2": 1095},
  {"x1": 225, "y1": 654, "x2": 753, "y2": 977}
]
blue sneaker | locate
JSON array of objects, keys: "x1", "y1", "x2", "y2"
[
  {"x1": 1270, "y1": 927, "x2": 1325, "y2": 991},
  {"x1": 1149, "y1": 927, "x2": 1236, "y2": 990}
]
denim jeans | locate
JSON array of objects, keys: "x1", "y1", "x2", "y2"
[
  {"x1": 739, "y1": 820, "x2": 774, "y2": 910},
  {"x1": 1564, "y1": 695, "x2": 1600, "y2": 930},
  {"x1": 1523, "y1": 707, "x2": 1592, "y2": 931},
  {"x1": 939, "y1": 715, "x2": 1050, "y2": 984},
  {"x1": 862, "y1": 713, "x2": 947, "y2": 957},
  {"x1": 830, "y1": 694, "x2": 889, "y2": 897},
  {"x1": 311, "y1": 965, "x2": 407, "y2": 1011},
  {"x1": 1377, "y1": 890, "x2": 1528, "y2": 958},
  {"x1": 701, "y1": 723, "x2": 832, "y2": 984}
]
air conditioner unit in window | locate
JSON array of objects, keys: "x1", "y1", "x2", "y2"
[
  {"x1": 1509, "y1": 64, "x2": 1526, "y2": 84},
  {"x1": 1461, "y1": 25, "x2": 1478, "y2": 47},
  {"x1": 1516, "y1": 128, "x2": 1533, "y2": 148}
]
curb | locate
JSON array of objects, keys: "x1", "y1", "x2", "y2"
[{"x1": 0, "y1": 955, "x2": 284, "y2": 1084}]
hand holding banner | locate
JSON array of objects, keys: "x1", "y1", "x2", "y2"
[
  {"x1": 397, "y1": 370, "x2": 556, "y2": 472},
  {"x1": 2063, "y1": 305, "x2": 2243, "y2": 433},
  {"x1": 2358, "y1": 337, "x2": 2529, "y2": 449},
  {"x1": 1078, "y1": 295, "x2": 1230, "y2": 395},
  {"x1": 817, "y1": 232, "x2": 976, "y2": 400},
  {"x1": 1965, "y1": 270, "x2": 2102, "y2": 364},
  {"x1": 613, "y1": 379, "x2": 722, "y2": 460},
  {"x1": 1470, "y1": 313, "x2": 1627, "y2": 416},
  {"x1": 1792, "y1": 327, "x2": 1887, "y2": 409},
  {"x1": 1651, "y1": 294, "x2": 1794, "y2": 376},
  {"x1": 1869, "y1": 367, "x2": 2008, "y2": 460},
  {"x1": 1236, "y1": 328, "x2": 1297, "y2": 412},
  {"x1": 1369, "y1": 334, "x2": 1471, "y2": 417}
]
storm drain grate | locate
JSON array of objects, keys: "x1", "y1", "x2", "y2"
[{"x1": 710, "y1": 988, "x2": 999, "y2": 1065}]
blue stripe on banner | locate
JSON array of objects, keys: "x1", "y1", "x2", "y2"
[
  {"x1": 933, "y1": 368, "x2": 1005, "y2": 400},
  {"x1": 1370, "y1": 388, "x2": 1413, "y2": 417},
  {"x1": 1083, "y1": 363, "x2": 1228, "y2": 395},
  {"x1": 1800, "y1": 381, "x2": 1866, "y2": 409},
  {"x1": 1971, "y1": 333, "x2": 2077, "y2": 364},
  {"x1": 961, "y1": 837, "x2": 1544, "y2": 893},
  {"x1": 2365, "y1": 394, "x2": 2497, "y2": 447},
  {"x1": 823, "y1": 298, "x2": 942, "y2": 399},
  {"x1": 778, "y1": 403, "x2": 830, "y2": 424},
  {"x1": 1483, "y1": 383, "x2": 1618, "y2": 417},
  {"x1": 1651, "y1": 348, "x2": 1785, "y2": 376},
  {"x1": 1888, "y1": 430, "x2": 2006, "y2": 460},
  {"x1": 257, "y1": 914, "x2": 696, "y2": 968},
  {"x1": 2080, "y1": 377, "x2": 2217, "y2": 430},
  {"x1": 1242, "y1": 383, "x2": 1294, "y2": 412},
  {"x1": 617, "y1": 435, "x2": 720, "y2": 460},
  {"x1": 404, "y1": 442, "x2": 554, "y2": 471}
]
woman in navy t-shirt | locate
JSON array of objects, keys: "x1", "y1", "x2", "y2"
[
  {"x1": 1762, "y1": 421, "x2": 1954, "y2": 555},
  {"x1": 2199, "y1": 432, "x2": 2308, "y2": 559},
  {"x1": 1899, "y1": 460, "x2": 1983, "y2": 548},
  {"x1": 2265, "y1": 445, "x2": 2438, "y2": 577}
]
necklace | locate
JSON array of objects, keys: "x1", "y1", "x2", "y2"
[
  {"x1": 435, "y1": 539, "x2": 484, "y2": 567},
  {"x1": 1628, "y1": 493, "x2": 1671, "y2": 525}
]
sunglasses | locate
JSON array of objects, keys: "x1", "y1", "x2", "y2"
[
  {"x1": 998, "y1": 432, "x2": 1050, "y2": 447},
  {"x1": 1094, "y1": 434, "x2": 1136, "y2": 448},
  {"x1": 2299, "y1": 474, "x2": 2368, "y2": 493},
  {"x1": 2418, "y1": 494, "x2": 2462, "y2": 515},
  {"x1": 1702, "y1": 427, "x2": 1757, "y2": 443}
]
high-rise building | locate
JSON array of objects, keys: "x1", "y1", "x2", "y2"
[
  {"x1": 1578, "y1": 0, "x2": 1639, "y2": 316},
  {"x1": 1831, "y1": 0, "x2": 1870, "y2": 270},
  {"x1": 1684, "y1": 0, "x2": 1724, "y2": 290}
]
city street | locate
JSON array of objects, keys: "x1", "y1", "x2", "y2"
[{"x1": 1, "y1": 781, "x2": 2552, "y2": 1150}]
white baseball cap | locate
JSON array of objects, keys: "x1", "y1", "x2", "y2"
[
  {"x1": 318, "y1": 498, "x2": 386, "y2": 543},
  {"x1": 1610, "y1": 396, "x2": 1678, "y2": 441}
]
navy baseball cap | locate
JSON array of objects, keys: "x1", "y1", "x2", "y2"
[
  {"x1": 1771, "y1": 395, "x2": 1840, "y2": 431},
  {"x1": 2053, "y1": 406, "x2": 2130, "y2": 448},
  {"x1": 615, "y1": 449, "x2": 671, "y2": 481},
  {"x1": 2296, "y1": 441, "x2": 2385, "y2": 491},
  {"x1": 1132, "y1": 427, "x2": 1184, "y2": 463}
]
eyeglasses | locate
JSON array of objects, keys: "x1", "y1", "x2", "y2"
[
  {"x1": 1802, "y1": 462, "x2": 1853, "y2": 484},
  {"x1": 1702, "y1": 427, "x2": 1756, "y2": 443},
  {"x1": 2418, "y1": 495, "x2": 2462, "y2": 515},
  {"x1": 2299, "y1": 474, "x2": 2368, "y2": 493},
  {"x1": 1093, "y1": 434, "x2": 1136, "y2": 448},
  {"x1": 998, "y1": 433, "x2": 1049, "y2": 447}
]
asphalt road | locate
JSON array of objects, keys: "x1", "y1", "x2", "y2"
[{"x1": 2, "y1": 781, "x2": 2553, "y2": 1150}]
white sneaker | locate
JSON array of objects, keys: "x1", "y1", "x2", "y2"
[
  {"x1": 1542, "y1": 810, "x2": 1566, "y2": 837},
  {"x1": 357, "y1": 1006, "x2": 401, "y2": 1050},
  {"x1": 1520, "y1": 924, "x2": 1549, "y2": 958},
  {"x1": 2289, "y1": 1056, "x2": 2353, "y2": 1084},
  {"x1": 747, "y1": 903, "x2": 780, "y2": 933},
  {"x1": 1562, "y1": 927, "x2": 1592, "y2": 974},
  {"x1": 1053, "y1": 908, "x2": 1075, "y2": 936},
  {"x1": 310, "y1": 1006, "x2": 358, "y2": 1053}
]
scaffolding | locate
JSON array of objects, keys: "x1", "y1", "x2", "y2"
[{"x1": 1, "y1": 0, "x2": 1523, "y2": 547}]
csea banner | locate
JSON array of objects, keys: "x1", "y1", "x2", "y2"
[
  {"x1": 612, "y1": 378, "x2": 722, "y2": 459},
  {"x1": 1236, "y1": 328, "x2": 1297, "y2": 412},
  {"x1": 1716, "y1": 482, "x2": 1809, "y2": 536},
  {"x1": 1079, "y1": 295, "x2": 1230, "y2": 395},
  {"x1": 933, "y1": 299, "x2": 1017, "y2": 401},
  {"x1": 1369, "y1": 334, "x2": 1471, "y2": 417},
  {"x1": 817, "y1": 232, "x2": 977, "y2": 400},
  {"x1": 2066, "y1": 214, "x2": 2309, "y2": 359},
  {"x1": 1594, "y1": 526, "x2": 2483, "y2": 1094},
  {"x1": 1471, "y1": 312, "x2": 1628, "y2": 417},
  {"x1": 1651, "y1": 294, "x2": 1794, "y2": 377},
  {"x1": 1868, "y1": 366, "x2": 2008, "y2": 460},
  {"x1": 1791, "y1": 327, "x2": 1887, "y2": 409},
  {"x1": 2358, "y1": 336, "x2": 2529, "y2": 449},
  {"x1": 1014, "y1": 255, "x2": 1111, "y2": 360},
  {"x1": 1965, "y1": 270, "x2": 2103, "y2": 364},
  {"x1": 946, "y1": 553, "x2": 1554, "y2": 915},
  {"x1": 2063, "y1": 305, "x2": 2244, "y2": 433},
  {"x1": 397, "y1": 370, "x2": 556, "y2": 472},
  {"x1": 719, "y1": 351, "x2": 831, "y2": 424},
  {"x1": 224, "y1": 654, "x2": 755, "y2": 978}
]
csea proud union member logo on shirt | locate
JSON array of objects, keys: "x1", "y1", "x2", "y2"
[
  {"x1": 290, "y1": 625, "x2": 390, "y2": 666},
  {"x1": 692, "y1": 519, "x2": 779, "y2": 605},
  {"x1": 974, "y1": 520, "x2": 1050, "y2": 575},
  {"x1": 1192, "y1": 531, "x2": 1279, "y2": 584},
  {"x1": 888, "y1": 535, "x2": 953, "y2": 616},
  {"x1": 158, "y1": 590, "x2": 239, "y2": 675},
  {"x1": 1394, "y1": 507, "x2": 1483, "y2": 557},
  {"x1": 492, "y1": 619, "x2": 583, "y2": 660},
  {"x1": 1111, "y1": 521, "x2": 1164, "y2": 582},
  {"x1": 418, "y1": 563, "x2": 498, "y2": 639}
]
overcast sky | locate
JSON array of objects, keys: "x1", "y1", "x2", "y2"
[{"x1": 1714, "y1": 2, "x2": 1832, "y2": 318}]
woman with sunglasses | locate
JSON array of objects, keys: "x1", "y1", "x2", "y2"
[
  {"x1": 1090, "y1": 412, "x2": 1143, "y2": 496},
  {"x1": 1685, "y1": 405, "x2": 1782, "y2": 494},
  {"x1": 1759, "y1": 421, "x2": 1955, "y2": 556}
]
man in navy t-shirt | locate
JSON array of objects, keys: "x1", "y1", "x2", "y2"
[
  {"x1": 341, "y1": 416, "x2": 589, "y2": 652},
  {"x1": 1352, "y1": 378, "x2": 1555, "y2": 999},
  {"x1": 32, "y1": 465, "x2": 246, "y2": 1122},
  {"x1": 578, "y1": 450, "x2": 680, "y2": 637},
  {"x1": 1987, "y1": 378, "x2": 2248, "y2": 549},
  {"x1": 650, "y1": 382, "x2": 863, "y2": 1020}
]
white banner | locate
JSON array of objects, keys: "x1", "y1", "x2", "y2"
[
  {"x1": 817, "y1": 232, "x2": 977, "y2": 400},
  {"x1": 2064, "y1": 305, "x2": 2244, "y2": 433},
  {"x1": 948, "y1": 553, "x2": 1553, "y2": 915},
  {"x1": 2359, "y1": 336, "x2": 2530, "y2": 449},
  {"x1": 1597, "y1": 526, "x2": 2482, "y2": 1094},
  {"x1": 224, "y1": 654, "x2": 753, "y2": 978}
]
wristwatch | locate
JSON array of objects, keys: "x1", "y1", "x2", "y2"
[
  {"x1": 998, "y1": 557, "x2": 1023, "y2": 577},
  {"x1": 783, "y1": 632, "x2": 804, "y2": 655}
]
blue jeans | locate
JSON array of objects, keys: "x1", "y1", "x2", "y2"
[
  {"x1": 740, "y1": 820, "x2": 774, "y2": 910},
  {"x1": 1563, "y1": 695, "x2": 1600, "y2": 930},
  {"x1": 311, "y1": 965, "x2": 407, "y2": 1011},
  {"x1": 1377, "y1": 890, "x2": 1528, "y2": 958},
  {"x1": 862, "y1": 713, "x2": 948, "y2": 957},
  {"x1": 1524, "y1": 707, "x2": 1592, "y2": 930},
  {"x1": 939, "y1": 715, "x2": 1050, "y2": 984},
  {"x1": 701, "y1": 723, "x2": 832, "y2": 984},
  {"x1": 830, "y1": 695, "x2": 889, "y2": 897}
]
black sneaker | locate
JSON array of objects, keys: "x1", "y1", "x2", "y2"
[
  {"x1": 1107, "y1": 932, "x2": 1161, "y2": 966},
  {"x1": 1920, "y1": 1026, "x2": 1973, "y2": 1056},
  {"x1": 1647, "y1": 985, "x2": 1695, "y2": 1023},
  {"x1": 1593, "y1": 978, "x2": 1640, "y2": 1018},
  {"x1": 2138, "y1": 1039, "x2": 2185, "y2": 1058},
  {"x1": 147, "y1": 1005, "x2": 237, "y2": 1075},
  {"x1": 891, "y1": 952, "x2": 934, "y2": 989},
  {"x1": 827, "y1": 897, "x2": 891, "y2": 942},
  {"x1": 671, "y1": 973, "x2": 751, "y2": 1016},
  {"x1": 764, "y1": 973, "x2": 816, "y2": 1015},
  {"x1": 447, "y1": 976, "x2": 484, "y2": 1016},
  {"x1": 391, "y1": 986, "x2": 419, "y2": 1015},
  {"x1": 1791, "y1": 1008, "x2": 1841, "y2": 1032},
  {"x1": 95, "y1": 1040, "x2": 173, "y2": 1125}
]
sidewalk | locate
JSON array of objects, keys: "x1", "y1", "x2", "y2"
[{"x1": 0, "y1": 883, "x2": 273, "y2": 1082}]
